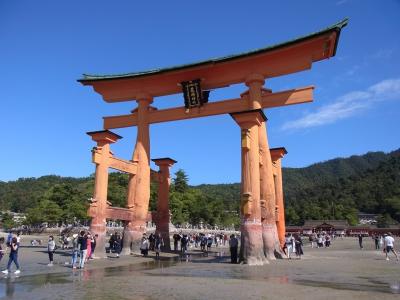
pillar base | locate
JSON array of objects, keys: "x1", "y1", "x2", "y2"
[
  {"x1": 276, "y1": 221, "x2": 286, "y2": 250},
  {"x1": 262, "y1": 223, "x2": 283, "y2": 260},
  {"x1": 240, "y1": 221, "x2": 267, "y2": 265},
  {"x1": 121, "y1": 223, "x2": 146, "y2": 255},
  {"x1": 156, "y1": 226, "x2": 171, "y2": 251},
  {"x1": 90, "y1": 223, "x2": 107, "y2": 259}
]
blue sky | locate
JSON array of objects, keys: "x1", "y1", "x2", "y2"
[{"x1": 1, "y1": 0, "x2": 399, "y2": 184}]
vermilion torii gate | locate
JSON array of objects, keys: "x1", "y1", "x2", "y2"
[{"x1": 79, "y1": 19, "x2": 347, "y2": 264}]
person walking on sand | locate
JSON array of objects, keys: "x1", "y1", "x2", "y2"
[
  {"x1": 140, "y1": 234, "x2": 149, "y2": 257},
  {"x1": 90, "y1": 234, "x2": 97, "y2": 259},
  {"x1": 384, "y1": 233, "x2": 399, "y2": 261},
  {"x1": 77, "y1": 230, "x2": 87, "y2": 269},
  {"x1": 358, "y1": 234, "x2": 363, "y2": 249},
  {"x1": 285, "y1": 234, "x2": 294, "y2": 259},
  {"x1": 154, "y1": 233, "x2": 164, "y2": 259},
  {"x1": 47, "y1": 236, "x2": 56, "y2": 266},
  {"x1": 16, "y1": 232, "x2": 21, "y2": 246},
  {"x1": 373, "y1": 235, "x2": 380, "y2": 250},
  {"x1": 379, "y1": 235, "x2": 384, "y2": 249},
  {"x1": 114, "y1": 234, "x2": 122, "y2": 258},
  {"x1": 85, "y1": 233, "x2": 92, "y2": 263},
  {"x1": 2, "y1": 237, "x2": 21, "y2": 275},
  {"x1": 295, "y1": 234, "x2": 304, "y2": 259},
  {"x1": 0, "y1": 237, "x2": 6, "y2": 265},
  {"x1": 71, "y1": 233, "x2": 79, "y2": 269},
  {"x1": 6, "y1": 232, "x2": 12, "y2": 247},
  {"x1": 229, "y1": 234, "x2": 239, "y2": 263}
]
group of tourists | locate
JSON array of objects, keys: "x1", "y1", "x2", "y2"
[
  {"x1": 67, "y1": 230, "x2": 97, "y2": 269},
  {"x1": 284, "y1": 233, "x2": 304, "y2": 259},
  {"x1": 139, "y1": 233, "x2": 164, "y2": 258},
  {"x1": 1, "y1": 229, "x2": 240, "y2": 273},
  {"x1": 308, "y1": 232, "x2": 332, "y2": 248},
  {"x1": 369, "y1": 232, "x2": 399, "y2": 261},
  {"x1": 108, "y1": 231, "x2": 123, "y2": 257},
  {"x1": 172, "y1": 232, "x2": 230, "y2": 253}
]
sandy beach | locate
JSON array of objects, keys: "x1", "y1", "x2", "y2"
[{"x1": 0, "y1": 234, "x2": 399, "y2": 299}]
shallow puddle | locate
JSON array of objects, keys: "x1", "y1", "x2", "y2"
[
  {"x1": 0, "y1": 258, "x2": 179, "y2": 299},
  {"x1": 0, "y1": 253, "x2": 399, "y2": 298},
  {"x1": 292, "y1": 279, "x2": 400, "y2": 294}
]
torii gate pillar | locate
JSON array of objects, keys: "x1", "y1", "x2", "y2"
[
  {"x1": 270, "y1": 147, "x2": 288, "y2": 248},
  {"x1": 231, "y1": 109, "x2": 267, "y2": 265},
  {"x1": 87, "y1": 130, "x2": 122, "y2": 258},
  {"x1": 259, "y1": 121, "x2": 283, "y2": 259},
  {"x1": 152, "y1": 158, "x2": 176, "y2": 251},
  {"x1": 122, "y1": 94, "x2": 153, "y2": 254}
]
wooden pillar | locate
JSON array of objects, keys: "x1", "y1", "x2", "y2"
[
  {"x1": 123, "y1": 93, "x2": 153, "y2": 255},
  {"x1": 270, "y1": 147, "x2": 288, "y2": 248},
  {"x1": 87, "y1": 130, "x2": 122, "y2": 258},
  {"x1": 152, "y1": 158, "x2": 176, "y2": 251},
  {"x1": 231, "y1": 109, "x2": 267, "y2": 265},
  {"x1": 259, "y1": 121, "x2": 282, "y2": 259}
]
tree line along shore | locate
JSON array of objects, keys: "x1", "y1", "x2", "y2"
[{"x1": 0, "y1": 149, "x2": 399, "y2": 230}]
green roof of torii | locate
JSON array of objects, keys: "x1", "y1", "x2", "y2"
[{"x1": 79, "y1": 18, "x2": 348, "y2": 82}]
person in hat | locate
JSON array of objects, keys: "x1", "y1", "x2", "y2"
[{"x1": 384, "y1": 232, "x2": 399, "y2": 261}]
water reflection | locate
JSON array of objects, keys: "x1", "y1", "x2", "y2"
[{"x1": 0, "y1": 253, "x2": 399, "y2": 298}]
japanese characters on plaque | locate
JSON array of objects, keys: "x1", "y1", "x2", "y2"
[{"x1": 181, "y1": 79, "x2": 209, "y2": 109}]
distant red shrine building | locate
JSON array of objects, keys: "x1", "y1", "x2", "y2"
[{"x1": 286, "y1": 220, "x2": 400, "y2": 236}]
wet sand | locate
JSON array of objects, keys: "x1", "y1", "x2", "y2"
[{"x1": 0, "y1": 236, "x2": 399, "y2": 299}]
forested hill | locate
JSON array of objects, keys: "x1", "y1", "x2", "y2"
[
  {"x1": 283, "y1": 149, "x2": 400, "y2": 225},
  {"x1": 283, "y1": 150, "x2": 391, "y2": 200},
  {"x1": 195, "y1": 150, "x2": 395, "y2": 203},
  {"x1": 195, "y1": 149, "x2": 400, "y2": 225},
  {"x1": 0, "y1": 149, "x2": 399, "y2": 228}
]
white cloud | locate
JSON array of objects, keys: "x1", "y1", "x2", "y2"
[
  {"x1": 281, "y1": 78, "x2": 400, "y2": 131},
  {"x1": 336, "y1": 0, "x2": 348, "y2": 5},
  {"x1": 370, "y1": 49, "x2": 394, "y2": 59},
  {"x1": 345, "y1": 65, "x2": 360, "y2": 76}
]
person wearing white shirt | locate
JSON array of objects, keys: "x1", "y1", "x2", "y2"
[{"x1": 384, "y1": 232, "x2": 398, "y2": 261}]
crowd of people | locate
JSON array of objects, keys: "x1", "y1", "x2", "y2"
[
  {"x1": 135, "y1": 232, "x2": 239, "y2": 263},
  {"x1": 0, "y1": 229, "x2": 398, "y2": 275},
  {"x1": 171, "y1": 232, "x2": 230, "y2": 253},
  {"x1": 138, "y1": 233, "x2": 164, "y2": 258},
  {"x1": 308, "y1": 232, "x2": 333, "y2": 248}
]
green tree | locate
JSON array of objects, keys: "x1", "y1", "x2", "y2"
[
  {"x1": 377, "y1": 213, "x2": 397, "y2": 228},
  {"x1": 63, "y1": 200, "x2": 89, "y2": 224},
  {"x1": 25, "y1": 199, "x2": 63, "y2": 226},
  {"x1": 173, "y1": 169, "x2": 189, "y2": 193},
  {"x1": 285, "y1": 206, "x2": 300, "y2": 225},
  {"x1": 0, "y1": 212, "x2": 16, "y2": 230}
]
